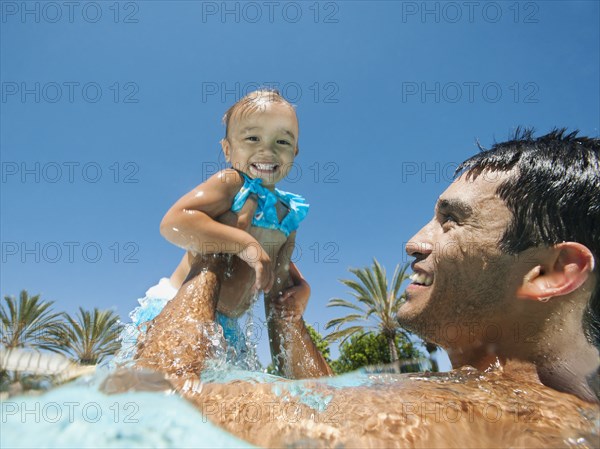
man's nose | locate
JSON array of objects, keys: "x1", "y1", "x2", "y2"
[{"x1": 405, "y1": 224, "x2": 434, "y2": 258}]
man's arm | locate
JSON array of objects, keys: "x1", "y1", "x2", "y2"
[{"x1": 264, "y1": 234, "x2": 334, "y2": 379}]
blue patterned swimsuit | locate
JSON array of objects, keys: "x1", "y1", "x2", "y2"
[{"x1": 231, "y1": 172, "x2": 309, "y2": 237}]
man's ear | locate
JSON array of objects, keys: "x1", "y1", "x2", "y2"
[
  {"x1": 516, "y1": 242, "x2": 595, "y2": 301},
  {"x1": 221, "y1": 138, "x2": 231, "y2": 162}
]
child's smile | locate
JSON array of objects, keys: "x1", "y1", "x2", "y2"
[
  {"x1": 222, "y1": 102, "x2": 299, "y2": 188},
  {"x1": 249, "y1": 162, "x2": 280, "y2": 178}
]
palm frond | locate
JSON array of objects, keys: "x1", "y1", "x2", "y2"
[
  {"x1": 339, "y1": 279, "x2": 372, "y2": 303},
  {"x1": 391, "y1": 263, "x2": 410, "y2": 299},
  {"x1": 325, "y1": 314, "x2": 367, "y2": 331},
  {"x1": 326, "y1": 261, "x2": 415, "y2": 352},
  {"x1": 372, "y1": 258, "x2": 389, "y2": 303},
  {"x1": 326, "y1": 298, "x2": 365, "y2": 313},
  {"x1": 54, "y1": 308, "x2": 122, "y2": 365},
  {"x1": 0, "y1": 291, "x2": 65, "y2": 352},
  {"x1": 324, "y1": 326, "x2": 366, "y2": 345},
  {"x1": 351, "y1": 268, "x2": 379, "y2": 302}
]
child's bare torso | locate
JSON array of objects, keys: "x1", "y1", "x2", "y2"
[{"x1": 169, "y1": 201, "x2": 291, "y2": 318}]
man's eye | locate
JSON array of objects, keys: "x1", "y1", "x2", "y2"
[{"x1": 442, "y1": 214, "x2": 458, "y2": 225}]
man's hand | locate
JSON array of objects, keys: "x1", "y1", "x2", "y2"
[
  {"x1": 271, "y1": 277, "x2": 310, "y2": 322},
  {"x1": 264, "y1": 259, "x2": 333, "y2": 378},
  {"x1": 237, "y1": 243, "x2": 274, "y2": 293},
  {"x1": 269, "y1": 262, "x2": 310, "y2": 322}
]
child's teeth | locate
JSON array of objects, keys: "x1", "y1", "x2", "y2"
[{"x1": 255, "y1": 163, "x2": 276, "y2": 171}]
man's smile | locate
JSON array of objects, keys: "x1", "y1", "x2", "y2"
[
  {"x1": 409, "y1": 270, "x2": 433, "y2": 286},
  {"x1": 407, "y1": 263, "x2": 434, "y2": 292}
]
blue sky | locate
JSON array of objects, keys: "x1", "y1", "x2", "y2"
[{"x1": 1, "y1": 1, "x2": 599, "y2": 369}]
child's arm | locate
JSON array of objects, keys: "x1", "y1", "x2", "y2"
[
  {"x1": 160, "y1": 169, "x2": 273, "y2": 292},
  {"x1": 264, "y1": 234, "x2": 334, "y2": 379}
]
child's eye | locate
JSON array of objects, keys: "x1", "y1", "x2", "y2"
[
  {"x1": 246, "y1": 136, "x2": 259, "y2": 142},
  {"x1": 277, "y1": 139, "x2": 291, "y2": 146}
]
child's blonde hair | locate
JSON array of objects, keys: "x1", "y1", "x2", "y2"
[{"x1": 222, "y1": 89, "x2": 298, "y2": 141}]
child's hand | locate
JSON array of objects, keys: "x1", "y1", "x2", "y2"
[
  {"x1": 271, "y1": 278, "x2": 310, "y2": 322},
  {"x1": 237, "y1": 243, "x2": 274, "y2": 293}
]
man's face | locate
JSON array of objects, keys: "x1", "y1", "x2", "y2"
[{"x1": 398, "y1": 172, "x2": 522, "y2": 346}]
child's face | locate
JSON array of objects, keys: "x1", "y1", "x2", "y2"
[{"x1": 222, "y1": 102, "x2": 299, "y2": 188}]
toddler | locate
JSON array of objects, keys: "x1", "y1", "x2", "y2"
[{"x1": 116, "y1": 90, "x2": 331, "y2": 381}]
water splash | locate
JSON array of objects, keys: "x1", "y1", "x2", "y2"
[{"x1": 200, "y1": 297, "x2": 263, "y2": 381}]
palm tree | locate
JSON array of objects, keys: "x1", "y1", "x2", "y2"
[
  {"x1": 0, "y1": 291, "x2": 65, "y2": 352},
  {"x1": 325, "y1": 259, "x2": 411, "y2": 365},
  {"x1": 0, "y1": 291, "x2": 65, "y2": 386},
  {"x1": 54, "y1": 308, "x2": 122, "y2": 365}
]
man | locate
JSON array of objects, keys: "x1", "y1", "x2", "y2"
[
  {"x1": 400, "y1": 128, "x2": 599, "y2": 403},
  {"x1": 115, "y1": 129, "x2": 598, "y2": 448}
]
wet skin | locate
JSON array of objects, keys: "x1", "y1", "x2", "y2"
[
  {"x1": 399, "y1": 171, "x2": 599, "y2": 402},
  {"x1": 169, "y1": 198, "x2": 293, "y2": 318},
  {"x1": 122, "y1": 163, "x2": 599, "y2": 447},
  {"x1": 101, "y1": 365, "x2": 599, "y2": 449},
  {"x1": 137, "y1": 100, "x2": 332, "y2": 380},
  {"x1": 161, "y1": 101, "x2": 302, "y2": 296},
  {"x1": 136, "y1": 170, "x2": 297, "y2": 380},
  {"x1": 184, "y1": 367, "x2": 599, "y2": 449},
  {"x1": 399, "y1": 171, "x2": 517, "y2": 348}
]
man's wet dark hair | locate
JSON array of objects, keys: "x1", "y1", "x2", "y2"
[{"x1": 456, "y1": 128, "x2": 600, "y2": 346}]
